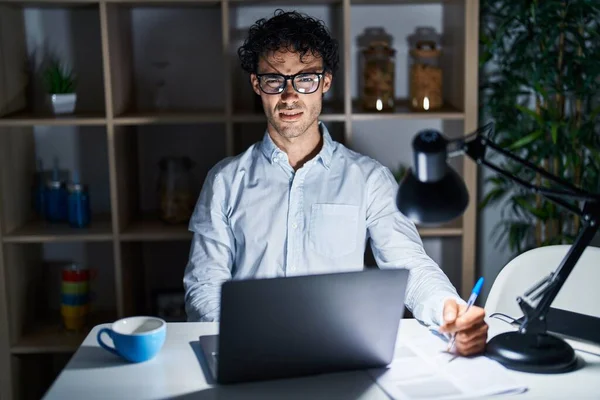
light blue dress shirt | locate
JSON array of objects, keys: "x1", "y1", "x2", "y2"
[{"x1": 183, "y1": 121, "x2": 463, "y2": 326}]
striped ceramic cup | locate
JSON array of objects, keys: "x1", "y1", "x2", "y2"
[{"x1": 61, "y1": 263, "x2": 91, "y2": 331}]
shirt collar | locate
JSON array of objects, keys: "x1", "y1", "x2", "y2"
[{"x1": 260, "y1": 121, "x2": 334, "y2": 169}]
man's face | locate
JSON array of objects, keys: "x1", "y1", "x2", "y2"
[{"x1": 250, "y1": 49, "x2": 332, "y2": 140}]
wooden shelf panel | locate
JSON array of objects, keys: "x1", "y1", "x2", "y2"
[
  {"x1": 11, "y1": 311, "x2": 117, "y2": 354},
  {"x1": 120, "y1": 217, "x2": 191, "y2": 241},
  {"x1": 3, "y1": 216, "x2": 113, "y2": 243},
  {"x1": 0, "y1": 111, "x2": 107, "y2": 127},
  {"x1": 230, "y1": 0, "x2": 342, "y2": 4},
  {"x1": 117, "y1": 216, "x2": 462, "y2": 241},
  {"x1": 4, "y1": 1, "x2": 99, "y2": 6},
  {"x1": 351, "y1": 0, "x2": 447, "y2": 4},
  {"x1": 417, "y1": 218, "x2": 463, "y2": 237},
  {"x1": 106, "y1": 0, "x2": 221, "y2": 4},
  {"x1": 231, "y1": 113, "x2": 345, "y2": 123},
  {"x1": 113, "y1": 110, "x2": 227, "y2": 125},
  {"x1": 352, "y1": 100, "x2": 463, "y2": 121},
  {"x1": 233, "y1": 101, "x2": 345, "y2": 123}
]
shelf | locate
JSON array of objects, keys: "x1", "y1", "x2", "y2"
[
  {"x1": 351, "y1": 0, "x2": 447, "y2": 4},
  {"x1": 11, "y1": 310, "x2": 117, "y2": 355},
  {"x1": 417, "y1": 218, "x2": 463, "y2": 237},
  {"x1": 120, "y1": 216, "x2": 191, "y2": 241},
  {"x1": 5, "y1": 1, "x2": 99, "y2": 7},
  {"x1": 118, "y1": 215, "x2": 461, "y2": 242},
  {"x1": 113, "y1": 110, "x2": 227, "y2": 125},
  {"x1": 230, "y1": 0, "x2": 342, "y2": 4},
  {"x1": 352, "y1": 100, "x2": 463, "y2": 121},
  {"x1": 110, "y1": 0, "x2": 220, "y2": 4},
  {"x1": 232, "y1": 101, "x2": 345, "y2": 123},
  {"x1": 231, "y1": 112, "x2": 345, "y2": 123},
  {"x1": 3, "y1": 216, "x2": 113, "y2": 243},
  {"x1": 0, "y1": 111, "x2": 107, "y2": 127}
]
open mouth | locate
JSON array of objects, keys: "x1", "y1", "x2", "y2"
[{"x1": 279, "y1": 110, "x2": 303, "y2": 121}]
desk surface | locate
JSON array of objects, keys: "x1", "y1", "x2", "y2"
[{"x1": 43, "y1": 319, "x2": 600, "y2": 400}]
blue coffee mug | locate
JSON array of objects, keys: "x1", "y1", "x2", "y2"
[{"x1": 97, "y1": 316, "x2": 166, "y2": 363}]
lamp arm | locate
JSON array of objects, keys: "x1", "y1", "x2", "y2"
[
  {"x1": 449, "y1": 125, "x2": 600, "y2": 336},
  {"x1": 459, "y1": 134, "x2": 600, "y2": 203},
  {"x1": 476, "y1": 157, "x2": 586, "y2": 217}
]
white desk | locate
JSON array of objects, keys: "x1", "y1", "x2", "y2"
[{"x1": 43, "y1": 319, "x2": 600, "y2": 399}]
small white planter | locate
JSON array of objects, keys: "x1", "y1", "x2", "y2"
[{"x1": 49, "y1": 93, "x2": 77, "y2": 115}]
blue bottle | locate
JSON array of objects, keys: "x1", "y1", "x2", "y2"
[
  {"x1": 45, "y1": 181, "x2": 68, "y2": 222},
  {"x1": 67, "y1": 172, "x2": 90, "y2": 228},
  {"x1": 45, "y1": 159, "x2": 68, "y2": 222}
]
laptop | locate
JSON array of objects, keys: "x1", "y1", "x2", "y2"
[{"x1": 199, "y1": 268, "x2": 408, "y2": 384}]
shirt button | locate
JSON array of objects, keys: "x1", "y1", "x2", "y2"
[
  {"x1": 292, "y1": 223, "x2": 298, "y2": 229},
  {"x1": 289, "y1": 266, "x2": 296, "y2": 271}
]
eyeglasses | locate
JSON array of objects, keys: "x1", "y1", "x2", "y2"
[{"x1": 256, "y1": 72, "x2": 324, "y2": 95}]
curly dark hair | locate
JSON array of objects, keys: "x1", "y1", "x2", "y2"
[{"x1": 237, "y1": 9, "x2": 339, "y2": 77}]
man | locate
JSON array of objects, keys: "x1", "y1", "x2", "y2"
[{"x1": 184, "y1": 10, "x2": 487, "y2": 356}]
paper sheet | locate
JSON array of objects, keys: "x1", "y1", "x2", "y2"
[{"x1": 369, "y1": 329, "x2": 527, "y2": 400}]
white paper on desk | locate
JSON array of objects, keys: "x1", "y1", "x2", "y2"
[{"x1": 369, "y1": 329, "x2": 527, "y2": 400}]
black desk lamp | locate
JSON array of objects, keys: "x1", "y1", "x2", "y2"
[{"x1": 396, "y1": 123, "x2": 600, "y2": 373}]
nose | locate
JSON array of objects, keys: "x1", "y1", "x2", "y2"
[{"x1": 280, "y1": 78, "x2": 299, "y2": 102}]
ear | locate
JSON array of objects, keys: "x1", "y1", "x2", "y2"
[
  {"x1": 322, "y1": 72, "x2": 332, "y2": 94},
  {"x1": 250, "y1": 74, "x2": 261, "y2": 96}
]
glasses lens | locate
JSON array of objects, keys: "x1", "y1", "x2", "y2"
[
  {"x1": 260, "y1": 75, "x2": 285, "y2": 93},
  {"x1": 294, "y1": 74, "x2": 320, "y2": 94}
]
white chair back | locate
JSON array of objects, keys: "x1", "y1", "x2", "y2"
[{"x1": 485, "y1": 245, "x2": 600, "y2": 319}]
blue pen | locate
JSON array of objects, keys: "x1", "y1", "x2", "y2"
[{"x1": 447, "y1": 277, "x2": 484, "y2": 352}]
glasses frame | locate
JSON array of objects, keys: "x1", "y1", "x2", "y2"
[{"x1": 255, "y1": 71, "x2": 325, "y2": 95}]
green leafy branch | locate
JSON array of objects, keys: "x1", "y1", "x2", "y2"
[{"x1": 479, "y1": 0, "x2": 600, "y2": 255}]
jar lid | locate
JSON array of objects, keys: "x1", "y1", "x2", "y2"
[
  {"x1": 408, "y1": 26, "x2": 442, "y2": 50},
  {"x1": 46, "y1": 180, "x2": 64, "y2": 189},
  {"x1": 68, "y1": 182, "x2": 87, "y2": 192}
]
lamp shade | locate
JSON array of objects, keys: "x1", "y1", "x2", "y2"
[{"x1": 396, "y1": 129, "x2": 469, "y2": 225}]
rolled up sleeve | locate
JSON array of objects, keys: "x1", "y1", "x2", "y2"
[
  {"x1": 183, "y1": 171, "x2": 235, "y2": 322},
  {"x1": 366, "y1": 166, "x2": 464, "y2": 327}
]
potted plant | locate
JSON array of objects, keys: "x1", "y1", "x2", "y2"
[
  {"x1": 43, "y1": 57, "x2": 77, "y2": 115},
  {"x1": 479, "y1": 0, "x2": 600, "y2": 254}
]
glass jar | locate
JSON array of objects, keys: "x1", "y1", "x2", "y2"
[
  {"x1": 68, "y1": 182, "x2": 91, "y2": 228},
  {"x1": 361, "y1": 28, "x2": 396, "y2": 112},
  {"x1": 158, "y1": 156, "x2": 195, "y2": 224},
  {"x1": 409, "y1": 39, "x2": 443, "y2": 111},
  {"x1": 45, "y1": 180, "x2": 68, "y2": 222}
]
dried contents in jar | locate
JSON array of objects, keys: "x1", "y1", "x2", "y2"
[
  {"x1": 158, "y1": 156, "x2": 195, "y2": 224},
  {"x1": 362, "y1": 41, "x2": 396, "y2": 112},
  {"x1": 410, "y1": 43, "x2": 443, "y2": 111},
  {"x1": 160, "y1": 189, "x2": 193, "y2": 224}
]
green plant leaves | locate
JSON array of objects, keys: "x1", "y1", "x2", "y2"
[
  {"x1": 42, "y1": 58, "x2": 76, "y2": 94},
  {"x1": 479, "y1": 0, "x2": 600, "y2": 255},
  {"x1": 509, "y1": 130, "x2": 543, "y2": 150}
]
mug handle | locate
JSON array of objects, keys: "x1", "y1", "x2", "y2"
[{"x1": 97, "y1": 328, "x2": 119, "y2": 357}]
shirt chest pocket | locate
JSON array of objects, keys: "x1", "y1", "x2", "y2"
[{"x1": 309, "y1": 204, "x2": 359, "y2": 258}]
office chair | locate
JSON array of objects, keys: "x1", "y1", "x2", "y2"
[{"x1": 485, "y1": 244, "x2": 600, "y2": 320}]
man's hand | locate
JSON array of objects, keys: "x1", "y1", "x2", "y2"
[{"x1": 439, "y1": 299, "x2": 488, "y2": 356}]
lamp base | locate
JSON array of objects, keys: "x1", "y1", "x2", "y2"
[{"x1": 486, "y1": 331, "x2": 578, "y2": 374}]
